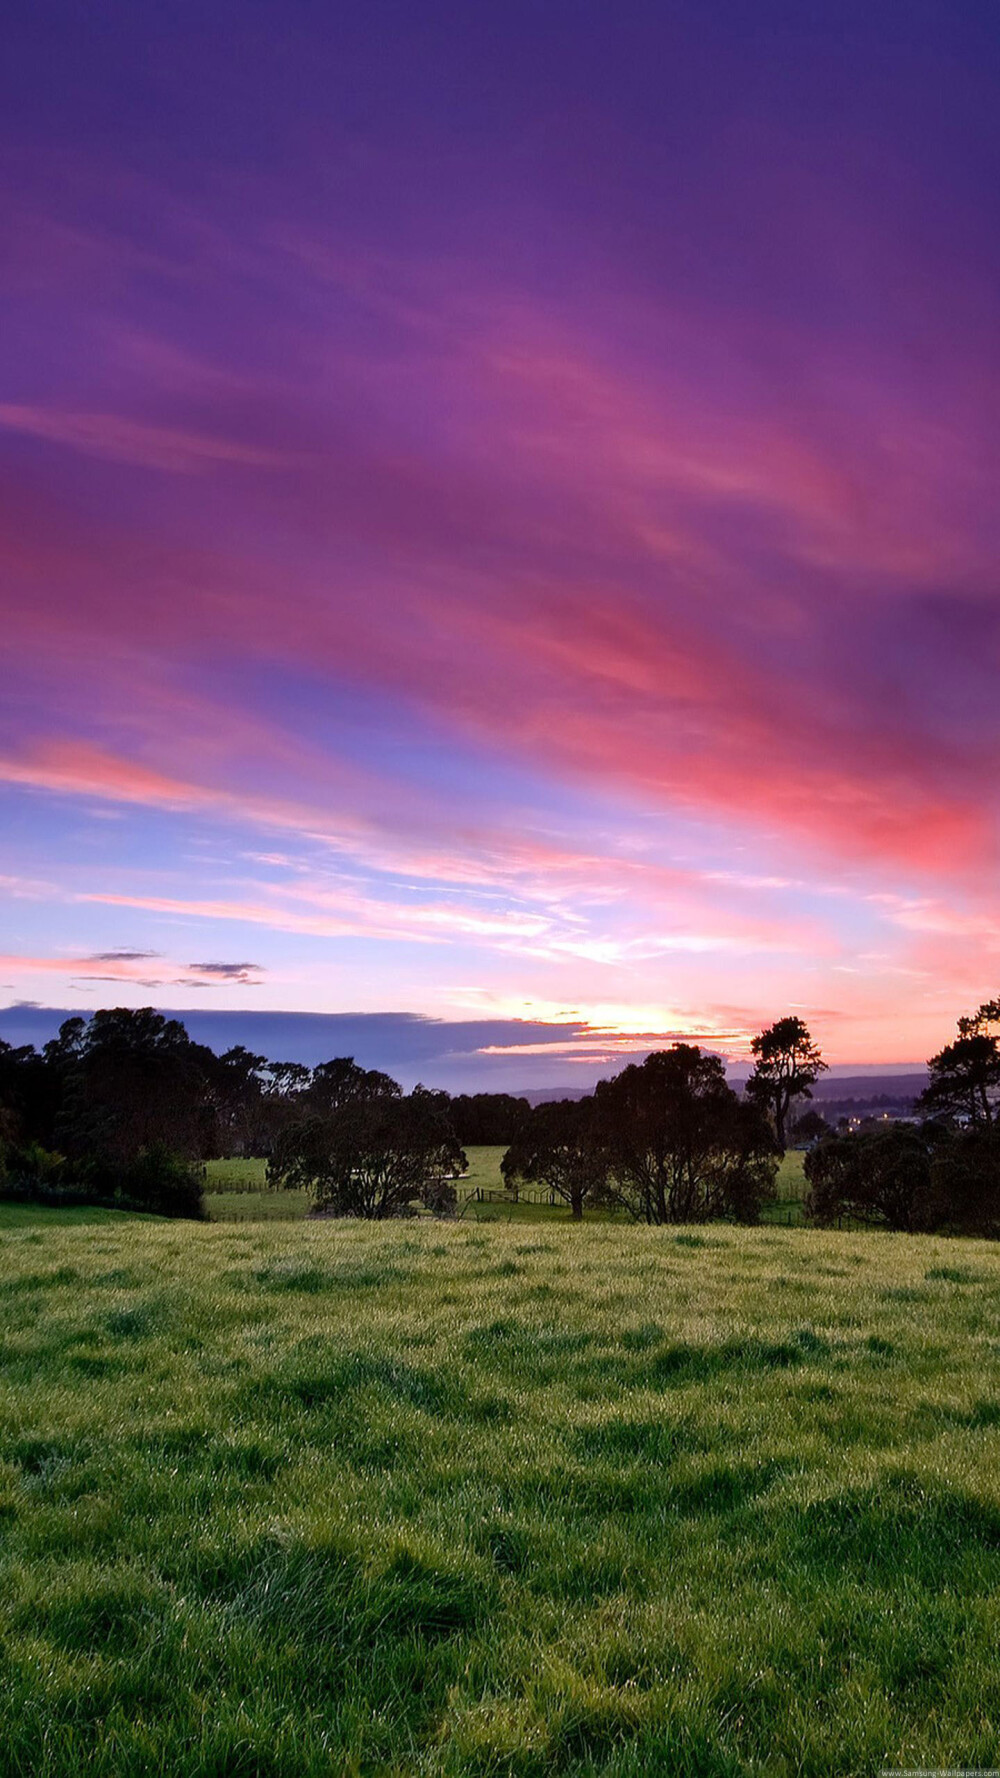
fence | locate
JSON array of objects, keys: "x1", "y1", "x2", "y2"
[{"x1": 466, "y1": 1186, "x2": 563, "y2": 1207}]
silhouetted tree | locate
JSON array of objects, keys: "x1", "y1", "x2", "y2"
[
  {"x1": 790, "y1": 1108, "x2": 829, "y2": 1145},
  {"x1": 304, "y1": 1056, "x2": 402, "y2": 1113},
  {"x1": 501, "y1": 1097, "x2": 605, "y2": 1219},
  {"x1": 922, "y1": 1132, "x2": 1000, "y2": 1237},
  {"x1": 746, "y1": 1017, "x2": 827, "y2": 1149},
  {"x1": 58, "y1": 1007, "x2": 214, "y2": 1165},
  {"x1": 805, "y1": 1128, "x2": 931, "y2": 1231},
  {"x1": 268, "y1": 1085, "x2": 465, "y2": 1218},
  {"x1": 0, "y1": 1039, "x2": 49, "y2": 1144},
  {"x1": 199, "y1": 1045, "x2": 269, "y2": 1156},
  {"x1": 919, "y1": 1034, "x2": 1000, "y2": 1129},
  {"x1": 806, "y1": 1123, "x2": 1000, "y2": 1238},
  {"x1": 262, "y1": 1059, "x2": 311, "y2": 1099},
  {"x1": 593, "y1": 1046, "x2": 778, "y2": 1224},
  {"x1": 958, "y1": 997, "x2": 1000, "y2": 1039},
  {"x1": 448, "y1": 1093, "x2": 531, "y2": 1146}
]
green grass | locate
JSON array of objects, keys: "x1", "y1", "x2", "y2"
[
  {"x1": 3, "y1": 1207, "x2": 1000, "y2": 1773},
  {"x1": 776, "y1": 1150, "x2": 807, "y2": 1198},
  {"x1": 760, "y1": 1150, "x2": 808, "y2": 1226},
  {"x1": 205, "y1": 1147, "x2": 581, "y2": 1224},
  {"x1": 206, "y1": 1147, "x2": 811, "y2": 1226},
  {"x1": 204, "y1": 1156, "x2": 270, "y2": 1193},
  {"x1": 0, "y1": 1203, "x2": 138, "y2": 1228}
]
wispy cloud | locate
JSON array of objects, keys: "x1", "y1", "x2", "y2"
[
  {"x1": 0, "y1": 404, "x2": 293, "y2": 473},
  {"x1": 185, "y1": 960, "x2": 264, "y2": 982}
]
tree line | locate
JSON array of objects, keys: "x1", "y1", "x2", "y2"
[
  {"x1": 0, "y1": 1009, "x2": 519, "y2": 1217},
  {"x1": 1, "y1": 1001, "x2": 998, "y2": 1231}
]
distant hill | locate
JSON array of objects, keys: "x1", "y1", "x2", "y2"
[
  {"x1": 809, "y1": 1073, "x2": 928, "y2": 1103},
  {"x1": 518, "y1": 1072, "x2": 930, "y2": 1111},
  {"x1": 517, "y1": 1087, "x2": 595, "y2": 1105}
]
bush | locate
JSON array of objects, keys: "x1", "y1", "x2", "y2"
[
  {"x1": 87, "y1": 1146, "x2": 207, "y2": 1219},
  {"x1": 806, "y1": 1126, "x2": 1000, "y2": 1237},
  {"x1": 0, "y1": 1140, "x2": 205, "y2": 1220},
  {"x1": 0, "y1": 1140, "x2": 69, "y2": 1197},
  {"x1": 805, "y1": 1128, "x2": 931, "y2": 1230},
  {"x1": 917, "y1": 1133, "x2": 1000, "y2": 1238}
]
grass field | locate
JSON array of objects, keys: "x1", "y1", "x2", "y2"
[
  {"x1": 2, "y1": 1204, "x2": 1000, "y2": 1774},
  {"x1": 205, "y1": 1148, "x2": 809, "y2": 1225},
  {"x1": 204, "y1": 1147, "x2": 545, "y2": 1224}
]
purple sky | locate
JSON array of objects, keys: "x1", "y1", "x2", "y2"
[{"x1": 2, "y1": 1, "x2": 999, "y2": 1082}]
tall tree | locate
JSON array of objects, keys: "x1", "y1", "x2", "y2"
[
  {"x1": 304, "y1": 1056, "x2": 402, "y2": 1113},
  {"x1": 958, "y1": 997, "x2": 1000, "y2": 1039},
  {"x1": 919, "y1": 1034, "x2": 1000, "y2": 1129},
  {"x1": 501, "y1": 1097, "x2": 604, "y2": 1219},
  {"x1": 58, "y1": 1008, "x2": 214, "y2": 1164},
  {"x1": 203, "y1": 1046, "x2": 269, "y2": 1156},
  {"x1": 593, "y1": 1046, "x2": 778, "y2": 1224},
  {"x1": 745, "y1": 1017, "x2": 826, "y2": 1149},
  {"x1": 268, "y1": 1086, "x2": 465, "y2": 1219},
  {"x1": 448, "y1": 1093, "x2": 530, "y2": 1145}
]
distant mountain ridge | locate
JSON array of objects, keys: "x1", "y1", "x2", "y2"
[{"x1": 518, "y1": 1072, "x2": 929, "y2": 1108}]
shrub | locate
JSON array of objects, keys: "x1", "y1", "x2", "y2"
[
  {"x1": 805, "y1": 1128, "x2": 931, "y2": 1231},
  {"x1": 0, "y1": 1140, "x2": 69, "y2": 1196},
  {"x1": 90, "y1": 1146, "x2": 207, "y2": 1219},
  {"x1": 268, "y1": 1091, "x2": 465, "y2": 1219},
  {"x1": 0, "y1": 1140, "x2": 205, "y2": 1220},
  {"x1": 917, "y1": 1134, "x2": 1000, "y2": 1238}
]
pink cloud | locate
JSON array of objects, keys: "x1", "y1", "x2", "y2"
[
  {"x1": 0, "y1": 404, "x2": 294, "y2": 473},
  {"x1": 1, "y1": 186, "x2": 999, "y2": 1074}
]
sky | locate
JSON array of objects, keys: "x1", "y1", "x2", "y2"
[{"x1": 2, "y1": 1, "x2": 999, "y2": 1086}]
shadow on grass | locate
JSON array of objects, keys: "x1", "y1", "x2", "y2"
[
  {"x1": 251, "y1": 1346, "x2": 513, "y2": 1433},
  {"x1": 784, "y1": 1471, "x2": 1000, "y2": 1588}
]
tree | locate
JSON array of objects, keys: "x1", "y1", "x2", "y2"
[
  {"x1": 448, "y1": 1093, "x2": 531, "y2": 1146},
  {"x1": 921, "y1": 1132, "x2": 1000, "y2": 1238},
  {"x1": 804, "y1": 1128, "x2": 931, "y2": 1231},
  {"x1": 919, "y1": 1034, "x2": 1000, "y2": 1130},
  {"x1": 958, "y1": 997, "x2": 1000, "y2": 1039},
  {"x1": 805, "y1": 1124, "x2": 1000, "y2": 1238},
  {"x1": 745, "y1": 1017, "x2": 827, "y2": 1150},
  {"x1": 58, "y1": 1008, "x2": 214, "y2": 1165},
  {"x1": 201, "y1": 1046, "x2": 269, "y2": 1157},
  {"x1": 501, "y1": 1097, "x2": 605, "y2": 1219},
  {"x1": 303, "y1": 1056, "x2": 402, "y2": 1114},
  {"x1": 260, "y1": 1059, "x2": 312, "y2": 1100},
  {"x1": 268, "y1": 1087, "x2": 466, "y2": 1219},
  {"x1": 0, "y1": 1039, "x2": 47, "y2": 1143},
  {"x1": 790, "y1": 1108, "x2": 829, "y2": 1146},
  {"x1": 592, "y1": 1046, "x2": 779, "y2": 1224}
]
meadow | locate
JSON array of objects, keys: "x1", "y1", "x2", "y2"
[
  {"x1": 2, "y1": 1201, "x2": 1000, "y2": 1774},
  {"x1": 204, "y1": 1148, "x2": 527, "y2": 1223},
  {"x1": 204, "y1": 1150, "x2": 810, "y2": 1225}
]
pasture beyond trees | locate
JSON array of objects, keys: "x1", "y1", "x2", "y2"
[
  {"x1": 3, "y1": 1206, "x2": 1000, "y2": 1774},
  {"x1": 204, "y1": 1147, "x2": 810, "y2": 1223}
]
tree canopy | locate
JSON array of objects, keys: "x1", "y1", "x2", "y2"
[
  {"x1": 920, "y1": 1029, "x2": 1000, "y2": 1130},
  {"x1": 592, "y1": 1046, "x2": 779, "y2": 1224},
  {"x1": 268, "y1": 1087, "x2": 466, "y2": 1219},
  {"x1": 745, "y1": 1017, "x2": 826, "y2": 1149},
  {"x1": 501, "y1": 1097, "x2": 604, "y2": 1219}
]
